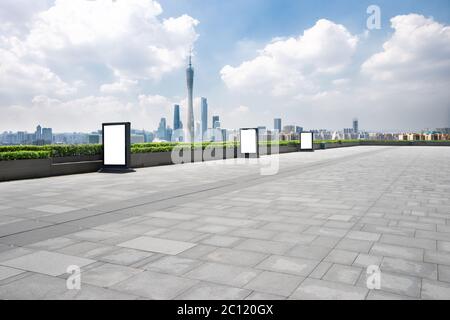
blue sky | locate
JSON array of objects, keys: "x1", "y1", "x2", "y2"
[{"x1": 0, "y1": 0, "x2": 449, "y2": 132}]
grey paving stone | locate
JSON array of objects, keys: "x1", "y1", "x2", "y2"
[
  {"x1": 111, "y1": 270, "x2": 198, "y2": 299},
  {"x1": 380, "y1": 234, "x2": 436, "y2": 250},
  {"x1": 118, "y1": 236, "x2": 196, "y2": 255},
  {"x1": 0, "y1": 265, "x2": 25, "y2": 281},
  {"x1": 82, "y1": 263, "x2": 143, "y2": 287},
  {"x1": 304, "y1": 226, "x2": 348, "y2": 238},
  {"x1": 438, "y1": 265, "x2": 450, "y2": 283},
  {"x1": 309, "y1": 262, "x2": 333, "y2": 279},
  {"x1": 366, "y1": 290, "x2": 416, "y2": 300},
  {"x1": 235, "y1": 239, "x2": 293, "y2": 255},
  {"x1": 290, "y1": 278, "x2": 368, "y2": 300},
  {"x1": 287, "y1": 244, "x2": 331, "y2": 260},
  {"x1": 358, "y1": 271, "x2": 421, "y2": 298},
  {"x1": 271, "y1": 232, "x2": 316, "y2": 244},
  {"x1": 424, "y1": 250, "x2": 450, "y2": 266},
  {"x1": 1, "y1": 250, "x2": 95, "y2": 276},
  {"x1": 421, "y1": 279, "x2": 450, "y2": 299},
  {"x1": 323, "y1": 264, "x2": 362, "y2": 285},
  {"x1": 256, "y1": 255, "x2": 319, "y2": 277},
  {"x1": 416, "y1": 230, "x2": 450, "y2": 242},
  {"x1": 0, "y1": 273, "x2": 138, "y2": 300},
  {"x1": 324, "y1": 249, "x2": 358, "y2": 265},
  {"x1": 310, "y1": 236, "x2": 341, "y2": 248},
  {"x1": 177, "y1": 282, "x2": 251, "y2": 300},
  {"x1": 143, "y1": 255, "x2": 202, "y2": 275},
  {"x1": 0, "y1": 247, "x2": 34, "y2": 262},
  {"x1": 244, "y1": 271, "x2": 304, "y2": 297},
  {"x1": 178, "y1": 244, "x2": 218, "y2": 259},
  {"x1": 245, "y1": 291, "x2": 285, "y2": 300},
  {"x1": 370, "y1": 243, "x2": 423, "y2": 262},
  {"x1": 203, "y1": 248, "x2": 267, "y2": 267},
  {"x1": 31, "y1": 204, "x2": 78, "y2": 214},
  {"x1": 346, "y1": 230, "x2": 380, "y2": 242},
  {"x1": 381, "y1": 257, "x2": 437, "y2": 280},
  {"x1": 353, "y1": 254, "x2": 382, "y2": 268},
  {"x1": 200, "y1": 235, "x2": 242, "y2": 247},
  {"x1": 230, "y1": 228, "x2": 276, "y2": 240},
  {"x1": 56, "y1": 241, "x2": 116, "y2": 259},
  {"x1": 185, "y1": 261, "x2": 260, "y2": 287},
  {"x1": 26, "y1": 237, "x2": 79, "y2": 251},
  {"x1": 336, "y1": 238, "x2": 373, "y2": 253},
  {"x1": 98, "y1": 248, "x2": 153, "y2": 266}
]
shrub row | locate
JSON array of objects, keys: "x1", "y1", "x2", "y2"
[{"x1": 0, "y1": 151, "x2": 51, "y2": 161}]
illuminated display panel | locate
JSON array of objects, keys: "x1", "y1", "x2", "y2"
[
  {"x1": 300, "y1": 132, "x2": 313, "y2": 150},
  {"x1": 103, "y1": 123, "x2": 127, "y2": 166},
  {"x1": 240, "y1": 128, "x2": 258, "y2": 154}
]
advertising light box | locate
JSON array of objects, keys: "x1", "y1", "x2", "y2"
[
  {"x1": 240, "y1": 128, "x2": 258, "y2": 155},
  {"x1": 300, "y1": 132, "x2": 314, "y2": 151},
  {"x1": 102, "y1": 122, "x2": 131, "y2": 168}
]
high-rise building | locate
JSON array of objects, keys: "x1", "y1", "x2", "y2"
[
  {"x1": 201, "y1": 97, "x2": 208, "y2": 138},
  {"x1": 274, "y1": 118, "x2": 282, "y2": 132},
  {"x1": 42, "y1": 128, "x2": 53, "y2": 144},
  {"x1": 212, "y1": 116, "x2": 220, "y2": 129},
  {"x1": 353, "y1": 118, "x2": 359, "y2": 133},
  {"x1": 295, "y1": 126, "x2": 304, "y2": 134},
  {"x1": 35, "y1": 125, "x2": 42, "y2": 141},
  {"x1": 283, "y1": 125, "x2": 295, "y2": 134},
  {"x1": 173, "y1": 104, "x2": 181, "y2": 130},
  {"x1": 186, "y1": 54, "x2": 194, "y2": 142},
  {"x1": 157, "y1": 118, "x2": 167, "y2": 140}
]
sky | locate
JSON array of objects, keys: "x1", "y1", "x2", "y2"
[{"x1": 0, "y1": 0, "x2": 449, "y2": 133}]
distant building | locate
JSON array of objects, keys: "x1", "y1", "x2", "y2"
[
  {"x1": 295, "y1": 126, "x2": 303, "y2": 134},
  {"x1": 201, "y1": 97, "x2": 208, "y2": 138},
  {"x1": 131, "y1": 134, "x2": 145, "y2": 144},
  {"x1": 212, "y1": 116, "x2": 220, "y2": 129},
  {"x1": 353, "y1": 118, "x2": 359, "y2": 133},
  {"x1": 157, "y1": 118, "x2": 167, "y2": 140},
  {"x1": 283, "y1": 125, "x2": 295, "y2": 134},
  {"x1": 274, "y1": 118, "x2": 282, "y2": 132},
  {"x1": 42, "y1": 128, "x2": 53, "y2": 144},
  {"x1": 186, "y1": 54, "x2": 194, "y2": 142},
  {"x1": 173, "y1": 105, "x2": 181, "y2": 130},
  {"x1": 88, "y1": 134, "x2": 100, "y2": 144},
  {"x1": 35, "y1": 125, "x2": 42, "y2": 141}
]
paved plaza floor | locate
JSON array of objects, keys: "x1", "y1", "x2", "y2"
[{"x1": 0, "y1": 146, "x2": 450, "y2": 299}]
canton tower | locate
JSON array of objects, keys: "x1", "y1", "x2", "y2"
[{"x1": 186, "y1": 54, "x2": 194, "y2": 142}]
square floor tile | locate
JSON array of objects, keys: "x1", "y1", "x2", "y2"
[
  {"x1": 244, "y1": 271, "x2": 304, "y2": 297},
  {"x1": 81, "y1": 263, "x2": 143, "y2": 287},
  {"x1": 111, "y1": 270, "x2": 198, "y2": 299},
  {"x1": 118, "y1": 236, "x2": 196, "y2": 255},
  {"x1": 1, "y1": 251, "x2": 95, "y2": 276}
]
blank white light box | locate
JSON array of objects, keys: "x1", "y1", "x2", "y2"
[
  {"x1": 102, "y1": 122, "x2": 131, "y2": 169},
  {"x1": 240, "y1": 128, "x2": 259, "y2": 157},
  {"x1": 300, "y1": 132, "x2": 314, "y2": 151}
]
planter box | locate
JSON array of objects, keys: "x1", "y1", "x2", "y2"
[
  {"x1": 52, "y1": 155, "x2": 102, "y2": 163},
  {"x1": 323, "y1": 142, "x2": 360, "y2": 149},
  {"x1": 0, "y1": 158, "x2": 51, "y2": 181},
  {"x1": 131, "y1": 152, "x2": 173, "y2": 168},
  {"x1": 279, "y1": 145, "x2": 299, "y2": 154}
]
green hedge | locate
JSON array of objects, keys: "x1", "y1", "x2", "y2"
[{"x1": 0, "y1": 151, "x2": 51, "y2": 161}]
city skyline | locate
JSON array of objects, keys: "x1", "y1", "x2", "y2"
[{"x1": 0, "y1": 0, "x2": 449, "y2": 133}]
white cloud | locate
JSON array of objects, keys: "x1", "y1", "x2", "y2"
[
  {"x1": 0, "y1": 0, "x2": 199, "y2": 105},
  {"x1": 362, "y1": 14, "x2": 450, "y2": 83},
  {"x1": 220, "y1": 19, "x2": 358, "y2": 97},
  {"x1": 100, "y1": 78, "x2": 138, "y2": 95}
]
